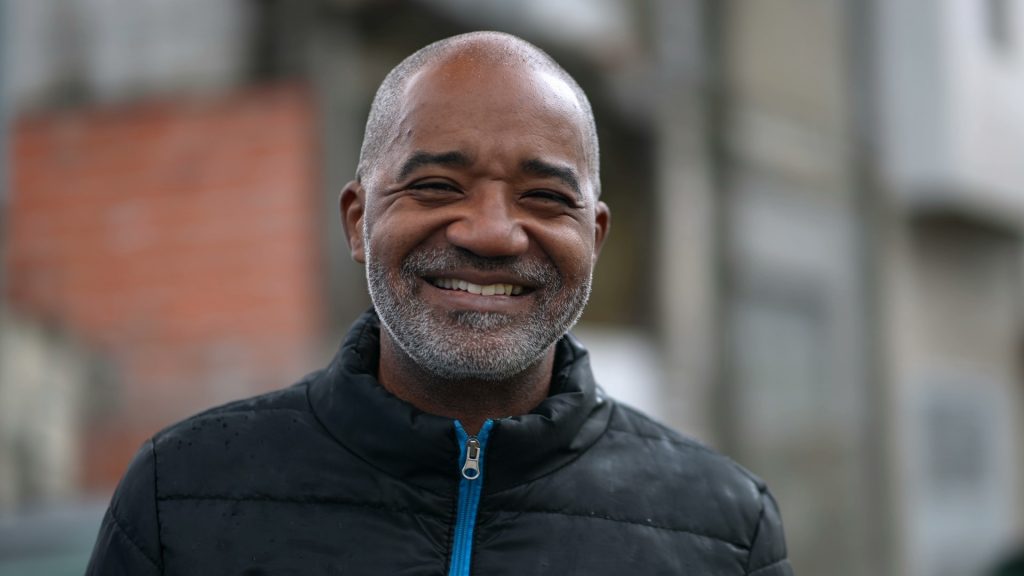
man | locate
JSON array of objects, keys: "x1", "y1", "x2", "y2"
[{"x1": 87, "y1": 31, "x2": 793, "y2": 575}]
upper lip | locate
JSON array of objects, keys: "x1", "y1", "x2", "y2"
[{"x1": 422, "y1": 269, "x2": 540, "y2": 289}]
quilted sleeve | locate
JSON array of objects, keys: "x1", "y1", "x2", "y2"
[
  {"x1": 85, "y1": 440, "x2": 164, "y2": 576},
  {"x1": 744, "y1": 487, "x2": 794, "y2": 575}
]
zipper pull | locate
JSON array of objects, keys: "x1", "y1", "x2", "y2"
[{"x1": 461, "y1": 437, "x2": 481, "y2": 480}]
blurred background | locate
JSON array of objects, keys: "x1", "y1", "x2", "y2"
[{"x1": 1, "y1": 0, "x2": 1022, "y2": 574}]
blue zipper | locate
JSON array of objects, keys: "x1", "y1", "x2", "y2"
[{"x1": 448, "y1": 419, "x2": 493, "y2": 576}]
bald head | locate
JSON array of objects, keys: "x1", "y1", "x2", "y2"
[{"x1": 356, "y1": 31, "x2": 601, "y2": 198}]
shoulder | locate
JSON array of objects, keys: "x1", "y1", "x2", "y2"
[
  {"x1": 87, "y1": 369, "x2": 335, "y2": 573},
  {"x1": 114, "y1": 368, "x2": 323, "y2": 486},
  {"x1": 146, "y1": 369, "x2": 341, "y2": 498},
  {"x1": 160, "y1": 369, "x2": 321, "y2": 430},
  {"x1": 151, "y1": 369, "x2": 321, "y2": 448},
  {"x1": 604, "y1": 402, "x2": 792, "y2": 573},
  {"x1": 593, "y1": 401, "x2": 777, "y2": 548},
  {"x1": 606, "y1": 401, "x2": 768, "y2": 492}
]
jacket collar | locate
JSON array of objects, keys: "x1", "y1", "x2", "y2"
[{"x1": 307, "y1": 309, "x2": 612, "y2": 495}]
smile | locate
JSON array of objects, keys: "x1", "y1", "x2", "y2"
[{"x1": 428, "y1": 277, "x2": 526, "y2": 296}]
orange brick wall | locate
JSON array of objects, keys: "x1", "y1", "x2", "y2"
[{"x1": 6, "y1": 84, "x2": 323, "y2": 490}]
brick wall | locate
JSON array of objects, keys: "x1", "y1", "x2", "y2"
[{"x1": 6, "y1": 84, "x2": 323, "y2": 490}]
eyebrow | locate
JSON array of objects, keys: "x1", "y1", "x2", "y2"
[
  {"x1": 521, "y1": 158, "x2": 582, "y2": 199},
  {"x1": 398, "y1": 150, "x2": 473, "y2": 180}
]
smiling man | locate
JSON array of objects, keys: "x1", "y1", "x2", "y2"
[
  {"x1": 87, "y1": 32, "x2": 793, "y2": 575},
  {"x1": 346, "y1": 37, "x2": 608, "y2": 437}
]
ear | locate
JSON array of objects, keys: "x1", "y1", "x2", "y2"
[
  {"x1": 340, "y1": 180, "x2": 366, "y2": 264},
  {"x1": 592, "y1": 200, "x2": 611, "y2": 261}
]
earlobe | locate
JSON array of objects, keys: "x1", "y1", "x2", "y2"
[
  {"x1": 592, "y1": 200, "x2": 611, "y2": 260},
  {"x1": 340, "y1": 181, "x2": 367, "y2": 264}
]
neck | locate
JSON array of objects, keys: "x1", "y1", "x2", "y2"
[{"x1": 377, "y1": 332, "x2": 554, "y2": 435}]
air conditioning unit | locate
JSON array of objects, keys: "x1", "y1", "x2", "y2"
[{"x1": 877, "y1": 0, "x2": 1024, "y2": 224}]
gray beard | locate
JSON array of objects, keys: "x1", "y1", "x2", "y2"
[{"x1": 364, "y1": 237, "x2": 591, "y2": 382}]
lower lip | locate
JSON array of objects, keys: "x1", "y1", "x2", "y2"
[{"x1": 419, "y1": 279, "x2": 532, "y2": 313}]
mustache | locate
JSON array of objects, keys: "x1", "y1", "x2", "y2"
[{"x1": 401, "y1": 247, "x2": 558, "y2": 287}]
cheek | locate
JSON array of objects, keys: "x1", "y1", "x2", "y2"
[
  {"x1": 536, "y1": 227, "x2": 595, "y2": 279},
  {"x1": 366, "y1": 210, "x2": 447, "y2": 267},
  {"x1": 366, "y1": 211, "x2": 410, "y2": 254}
]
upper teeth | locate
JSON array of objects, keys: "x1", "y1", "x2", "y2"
[{"x1": 431, "y1": 278, "x2": 525, "y2": 296}]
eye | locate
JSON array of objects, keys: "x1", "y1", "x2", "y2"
[
  {"x1": 523, "y1": 189, "x2": 577, "y2": 207},
  {"x1": 405, "y1": 180, "x2": 464, "y2": 204},
  {"x1": 409, "y1": 180, "x2": 460, "y2": 193}
]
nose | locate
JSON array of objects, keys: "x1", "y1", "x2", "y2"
[{"x1": 445, "y1": 187, "x2": 529, "y2": 258}]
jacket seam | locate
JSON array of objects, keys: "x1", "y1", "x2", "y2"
[
  {"x1": 605, "y1": 425, "x2": 767, "y2": 490},
  {"x1": 107, "y1": 505, "x2": 162, "y2": 570},
  {"x1": 151, "y1": 438, "x2": 166, "y2": 571},
  {"x1": 743, "y1": 486, "x2": 769, "y2": 573},
  {"x1": 443, "y1": 475, "x2": 460, "y2": 576},
  {"x1": 158, "y1": 494, "x2": 448, "y2": 519},
  {"x1": 191, "y1": 407, "x2": 309, "y2": 417},
  {"x1": 172, "y1": 407, "x2": 310, "y2": 428},
  {"x1": 154, "y1": 377, "x2": 317, "y2": 428},
  {"x1": 350, "y1": 312, "x2": 375, "y2": 364},
  {"x1": 604, "y1": 425, "x2": 720, "y2": 455},
  {"x1": 488, "y1": 508, "x2": 749, "y2": 550},
  {"x1": 747, "y1": 558, "x2": 788, "y2": 575}
]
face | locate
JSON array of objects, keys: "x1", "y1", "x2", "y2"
[{"x1": 343, "y1": 55, "x2": 609, "y2": 381}]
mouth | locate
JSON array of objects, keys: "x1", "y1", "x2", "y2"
[{"x1": 426, "y1": 277, "x2": 529, "y2": 296}]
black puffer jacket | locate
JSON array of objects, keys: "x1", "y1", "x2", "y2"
[{"x1": 87, "y1": 311, "x2": 793, "y2": 575}]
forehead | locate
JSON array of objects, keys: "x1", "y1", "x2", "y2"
[{"x1": 385, "y1": 56, "x2": 589, "y2": 175}]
